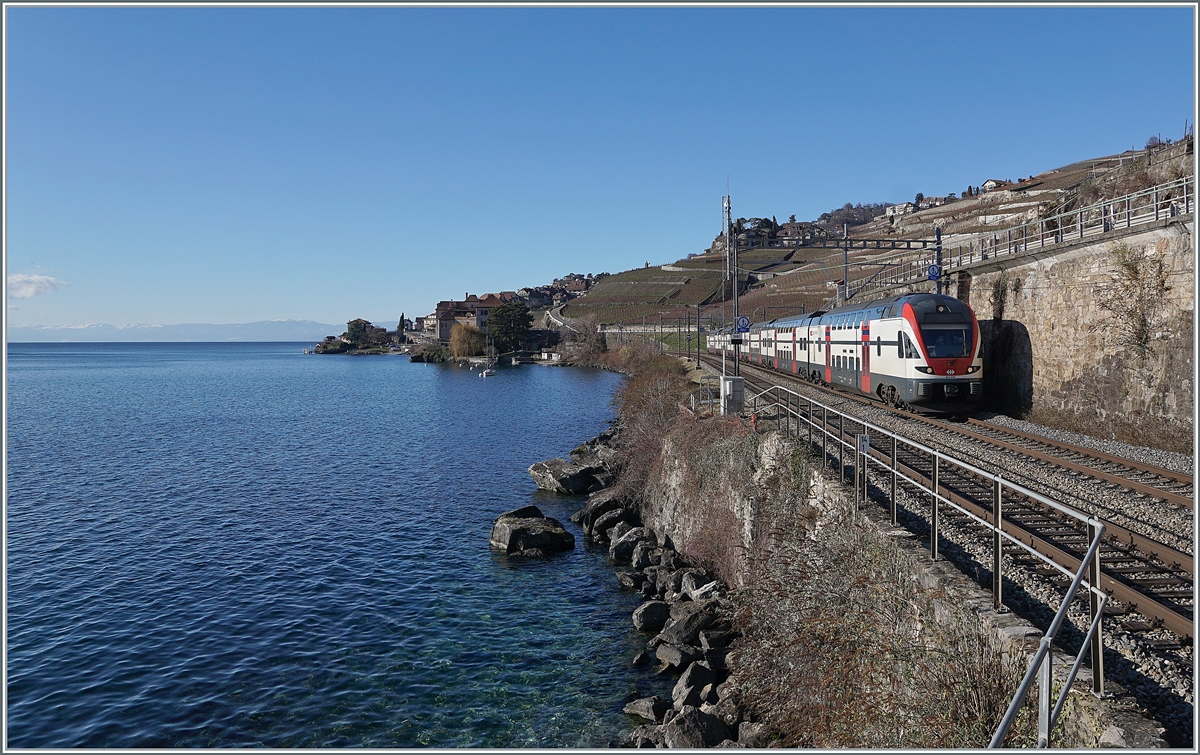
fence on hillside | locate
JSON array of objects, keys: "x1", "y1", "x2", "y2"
[
  {"x1": 740, "y1": 384, "x2": 1109, "y2": 748},
  {"x1": 837, "y1": 175, "x2": 1193, "y2": 307}
]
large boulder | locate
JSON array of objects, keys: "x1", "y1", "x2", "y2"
[
  {"x1": 630, "y1": 540, "x2": 659, "y2": 570},
  {"x1": 610, "y1": 527, "x2": 655, "y2": 564},
  {"x1": 632, "y1": 600, "x2": 671, "y2": 632},
  {"x1": 738, "y1": 721, "x2": 770, "y2": 748},
  {"x1": 590, "y1": 508, "x2": 630, "y2": 543},
  {"x1": 661, "y1": 705, "x2": 729, "y2": 748},
  {"x1": 625, "y1": 724, "x2": 664, "y2": 748},
  {"x1": 489, "y1": 506, "x2": 575, "y2": 556},
  {"x1": 672, "y1": 661, "x2": 718, "y2": 710},
  {"x1": 570, "y1": 488, "x2": 623, "y2": 528},
  {"x1": 681, "y1": 572, "x2": 716, "y2": 599},
  {"x1": 569, "y1": 429, "x2": 620, "y2": 468},
  {"x1": 623, "y1": 695, "x2": 671, "y2": 723},
  {"x1": 654, "y1": 642, "x2": 701, "y2": 670},
  {"x1": 528, "y1": 458, "x2": 604, "y2": 494},
  {"x1": 659, "y1": 599, "x2": 721, "y2": 646}
]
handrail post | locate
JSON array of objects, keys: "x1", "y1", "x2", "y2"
[
  {"x1": 930, "y1": 453, "x2": 939, "y2": 560},
  {"x1": 854, "y1": 438, "x2": 861, "y2": 513},
  {"x1": 1155, "y1": 189, "x2": 1160, "y2": 221},
  {"x1": 822, "y1": 406, "x2": 828, "y2": 470},
  {"x1": 1088, "y1": 519, "x2": 1105, "y2": 697},
  {"x1": 890, "y1": 435, "x2": 898, "y2": 525},
  {"x1": 807, "y1": 398, "x2": 813, "y2": 450},
  {"x1": 840, "y1": 412, "x2": 849, "y2": 482},
  {"x1": 993, "y1": 475, "x2": 1004, "y2": 610},
  {"x1": 839, "y1": 414, "x2": 845, "y2": 483},
  {"x1": 1038, "y1": 645, "x2": 1052, "y2": 747}
]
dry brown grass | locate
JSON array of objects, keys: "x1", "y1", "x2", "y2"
[{"x1": 728, "y1": 483, "x2": 1034, "y2": 748}]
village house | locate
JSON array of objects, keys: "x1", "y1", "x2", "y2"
[
  {"x1": 886, "y1": 202, "x2": 915, "y2": 217},
  {"x1": 981, "y1": 179, "x2": 1012, "y2": 192}
]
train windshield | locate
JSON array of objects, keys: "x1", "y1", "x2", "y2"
[{"x1": 920, "y1": 324, "x2": 973, "y2": 358}]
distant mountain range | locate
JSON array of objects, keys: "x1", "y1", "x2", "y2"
[{"x1": 6, "y1": 320, "x2": 343, "y2": 343}]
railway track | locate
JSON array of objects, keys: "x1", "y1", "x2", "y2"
[{"x1": 688, "y1": 352, "x2": 1194, "y2": 641}]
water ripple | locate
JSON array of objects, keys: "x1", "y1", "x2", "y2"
[{"x1": 7, "y1": 343, "x2": 668, "y2": 747}]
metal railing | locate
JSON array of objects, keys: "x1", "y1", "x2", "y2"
[
  {"x1": 848, "y1": 175, "x2": 1193, "y2": 302},
  {"x1": 745, "y1": 383, "x2": 1108, "y2": 747}
]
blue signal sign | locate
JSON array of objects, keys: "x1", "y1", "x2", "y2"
[
  {"x1": 736, "y1": 316, "x2": 750, "y2": 333},
  {"x1": 927, "y1": 264, "x2": 941, "y2": 281}
]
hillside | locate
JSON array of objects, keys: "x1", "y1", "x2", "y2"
[{"x1": 562, "y1": 136, "x2": 1193, "y2": 328}]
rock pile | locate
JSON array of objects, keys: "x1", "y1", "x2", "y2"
[
  {"x1": 566, "y1": 489, "x2": 762, "y2": 748},
  {"x1": 522, "y1": 425, "x2": 767, "y2": 746}
]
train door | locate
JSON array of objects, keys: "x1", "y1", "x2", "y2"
[
  {"x1": 824, "y1": 324, "x2": 832, "y2": 383},
  {"x1": 792, "y1": 328, "x2": 799, "y2": 374},
  {"x1": 861, "y1": 322, "x2": 871, "y2": 392}
]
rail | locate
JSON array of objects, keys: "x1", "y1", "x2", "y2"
[{"x1": 744, "y1": 383, "x2": 1108, "y2": 748}]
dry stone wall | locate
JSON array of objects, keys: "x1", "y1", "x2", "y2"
[
  {"x1": 887, "y1": 218, "x2": 1193, "y2": 436},
  {"x1": 964, "y1": 220, "x2": 1193, "y2": 430}
]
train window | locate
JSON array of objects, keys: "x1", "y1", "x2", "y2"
[
  {"x1": 876, "y1": 336, "x2": 881, "y2": 356},
  {"x1": 897, "y1": 335, "x2": 904, "y2": 359},
  {"x1": 856, "y1": 357, "x2": 860, "y2": 372}
]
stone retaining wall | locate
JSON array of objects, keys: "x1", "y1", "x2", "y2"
[{"x1": 890, "y1": 217, "x2": 1193, "y2": 434}]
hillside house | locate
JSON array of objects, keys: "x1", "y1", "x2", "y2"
[
  {"x1": 886, "y1": 202, "x2": 915, "y2": 217},
  {"x1": 981, "y1": 179, "x2": 1012, "y2": 192}
]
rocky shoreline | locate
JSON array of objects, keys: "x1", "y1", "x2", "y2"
[{"x1": 506, "y1": 425, "x2": 764, "y2": 748}]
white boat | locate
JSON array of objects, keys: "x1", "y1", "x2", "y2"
[{"x1": 480, "y1": 367, "x2": 496, "y2": 377}]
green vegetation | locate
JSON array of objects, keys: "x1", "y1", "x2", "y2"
[
  {"x1": 487, "y1": 301, "x2": 533, "y2": 353},
  {"x1": 410, "y1": 343, "x2": 450, "y2": 362},
  {"x1": 314, "y1": 318, "x2": 392, "y2": 353}
]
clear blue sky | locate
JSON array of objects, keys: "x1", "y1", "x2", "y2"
[{"x1": 5, "y1": 5, "x2": 1195, "y2": 327}]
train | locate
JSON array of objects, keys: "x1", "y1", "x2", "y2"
[{"x1": 707, "y1": 293, "x2": 982, "y2": 416}]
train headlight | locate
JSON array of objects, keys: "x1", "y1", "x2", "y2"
[
  {"x1": 914, "y1": 365, "x2": 933, "y2": 374},
  {"x1": 964, "y1": 365, "x2": 981, "y2": 374}
]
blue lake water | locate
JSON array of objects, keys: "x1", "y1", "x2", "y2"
[{"x1": 6, "y1": 342, "x2": 668, "y2": 747}]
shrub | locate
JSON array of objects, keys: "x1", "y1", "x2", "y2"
[{"x1": 449, "y1": 323, "x2": 485, "y2": 358}]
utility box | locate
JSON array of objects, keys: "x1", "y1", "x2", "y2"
[{"x1": 720, "y1": 376, "x2": 744, "y2": 416}]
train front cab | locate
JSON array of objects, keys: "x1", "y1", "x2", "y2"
[{"x1": 870, "y1": 295, "x2": 981, "y2": 415}]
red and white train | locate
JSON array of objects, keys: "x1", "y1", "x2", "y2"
[{"x1": 708, "y1": 293, "x2": 982, "y2": 415}]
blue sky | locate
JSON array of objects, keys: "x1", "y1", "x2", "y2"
[{"x1": 5, "y1": 5, "x2": 1195, "y2": 328}]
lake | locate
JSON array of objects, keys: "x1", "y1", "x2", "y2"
[{"x1": 5, "y1": 342, "x2": 667, "y2": 747}]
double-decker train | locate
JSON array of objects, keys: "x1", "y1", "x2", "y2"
[{"x1": 707, "y1": 293, "x2": 982, "y2": 415}]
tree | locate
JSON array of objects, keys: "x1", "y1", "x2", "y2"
[
  {"x1": 788, "y1": 214, "x2": 797, "y2": 224},
  {"x1": 449, "y1": 323, "x2": 485, "y2": 358},
  {"x1": 915, "y1": 192, "x2": 924, "y2": 206},
  {"x1": 345, "y1": 318, "x2": 371, "y2": 346},
  {"x1": 488, "y1": 301, "x2": 533, "y2": 353}
]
